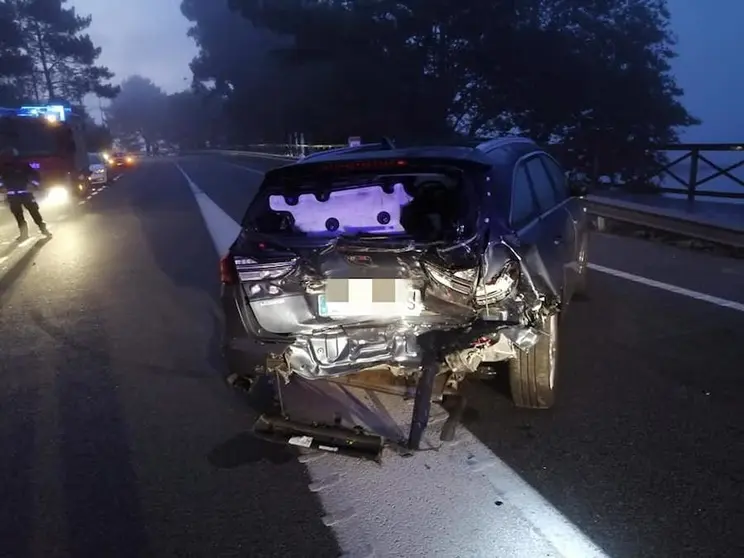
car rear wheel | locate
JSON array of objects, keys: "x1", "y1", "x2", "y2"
[{"x1": 508, "y1": 312, "x2": 559, "y2": 409}]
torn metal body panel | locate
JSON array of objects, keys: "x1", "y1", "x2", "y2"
[
  {"x1": 220, "y1": 138, "x2": 589, "y2": 454},
  {"x1": 230, "y1": 232, "x2": 551, "y2": 380}
]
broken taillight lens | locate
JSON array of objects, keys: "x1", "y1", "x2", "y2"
[
  {"x1": 232, "y1": 256, "x2": 297, "y2": 281},
  {"x1": 423, "y1": 262, "x2": 478, "y2": 295},
  {"x1": 220, "y1": 255, "x2": 238, "y2": 284},
  {"x1": 475, "y1": 260, "x2": 519, "y2": 305}
]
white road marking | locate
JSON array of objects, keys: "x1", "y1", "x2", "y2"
[
  {"x1": 226, "y1": 162, "x2": 265, "y2": 175},
  {"x1": 175, "y1": 164, "x2": 241, "y2": 255},
  {"x1": 0, "y1": 236, "x2": 38, "y2": 267},
  {"x1": 179, "y1": 165, "x2": 611, "y2": 558},
  {"x1": 588, "y1": 263, "x2": 744, "y2": 313}
]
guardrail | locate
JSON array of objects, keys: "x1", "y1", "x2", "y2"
[
  {"x1": 635, "y1": 143, "x2": 744, "y2": 201},
  {"x1": 584, "y1": 195, "x2": 744, "y2": 249},
  {"x1": 194, "y1": 143, "x2": 744, "y2": 250},
  {"x1": 201, "y1": 143, "x2": 346, "y2": 159}
]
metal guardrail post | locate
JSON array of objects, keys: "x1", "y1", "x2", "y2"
[
  {"x1": 687, "y1": 147, "x2": 699, "y2": 202},
  {"x1": 591, "y1": 152, "x2": 599, "y2": 191}
]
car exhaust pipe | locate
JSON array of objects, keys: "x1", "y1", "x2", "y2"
[{"x1": 252, "y1": 414, "x2": 385, "y2": 462}]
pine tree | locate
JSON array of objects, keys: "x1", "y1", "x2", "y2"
[
  {"x1": 13, "y1": 0, "x2": 118, "y2": 104},
  {"x1": 0, "y1": 0, "x2": 32, "y2": 104}
]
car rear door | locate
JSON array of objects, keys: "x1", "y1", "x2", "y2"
[
  {"x1": 509, "y1": 155, "x2": 570, "y2": 300},
  {"x1": 540, "y1": 154, "x2": 586, "y2": 285}
]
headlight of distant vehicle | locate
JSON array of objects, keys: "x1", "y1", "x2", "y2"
[
  {"x1": 126, "y1": 156, "x2": 134, "y2": 163},
  {"x1": 40, "y1": 185, "x2": 70, "y2": 207}
]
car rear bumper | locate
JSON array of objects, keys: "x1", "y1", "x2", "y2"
[
  {"x1": 221, "y1": 284, "x2": 290, "y2": 377},
  {"x1": 222, "y1": 281, "x2": 516, "y2": 381}
]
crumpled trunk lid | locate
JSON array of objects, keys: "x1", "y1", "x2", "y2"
[{"x1": 235, "y1": 235, "x2": 481, "y2": 334}]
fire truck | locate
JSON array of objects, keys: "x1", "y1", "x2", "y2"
[{"x1": 0, "y1": 104, "x2": 91, "y2": 201}]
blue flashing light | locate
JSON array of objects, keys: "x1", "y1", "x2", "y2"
[{"x1": 15, "y1": 104, "x2": 70, "y2": 122}]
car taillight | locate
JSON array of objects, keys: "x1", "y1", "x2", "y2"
[
  {"x1": 475, "y1": 260, "x2": 519, "y2": 305},
  {"x1": 423, "y1": 262, "x2": 478, "y2": 295},
  {"x1": 233, "y1": 257, "x2": 297, "y2": 281},
  {"x1": 220, "y1": 255, "x2": 237, "y2": 284}
]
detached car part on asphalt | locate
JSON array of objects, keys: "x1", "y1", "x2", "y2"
[{"x1": 220, "y1": 137, "x2": 589, "y2": 459}]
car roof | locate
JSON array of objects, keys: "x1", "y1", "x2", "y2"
[
  {"x1": 295, "y1": 136, "x2": 541, "y2": 168},
  {"x1": 480, "y1": 138, "x2": 544, "y2": 173}
]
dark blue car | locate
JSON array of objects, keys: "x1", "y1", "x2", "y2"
[{"x1": 220, "y1": 137, "x2": 589, "y2": 454}]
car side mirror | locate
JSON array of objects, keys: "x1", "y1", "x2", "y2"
[{"x1": 569, "y1": 180, "x2": 588, "y2": 197}]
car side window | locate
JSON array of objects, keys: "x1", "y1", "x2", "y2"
[
  {"x1": 510, "y1": 164, "x2": 539, "y2": 228},
  {"x1": 525, "y1": 157, "x2": 559, "y2": 212},
  {"x1": 540, "y1": 155, "x2": 569, "y2": 200}
]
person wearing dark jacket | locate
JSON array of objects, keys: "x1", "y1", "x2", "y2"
[{"x1": 0, "y1": 146, "x2": 51, "y2": 241}]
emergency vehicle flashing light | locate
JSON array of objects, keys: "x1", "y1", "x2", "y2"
[{"x1": 15, "y1": 104, "x2": 70, "y2": 122}]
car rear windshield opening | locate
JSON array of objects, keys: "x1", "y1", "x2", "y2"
[{"x1": 244, "y1": 171, "x2": 474, "y2": 242}]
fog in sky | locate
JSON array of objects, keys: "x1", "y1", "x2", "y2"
[
  {"x1": 71, "y1": 0, "x2": 742, "y2": 142},
  {"x1": 72, "y1": 0, "x2": 195, "y2": 94}
]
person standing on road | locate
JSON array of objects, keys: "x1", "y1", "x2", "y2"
[{"x1": 0, "y1": 146, "x2": 51, "y2": 241}]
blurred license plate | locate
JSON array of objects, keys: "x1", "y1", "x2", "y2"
[{"x1": 318, "y1": 279, "x2": 421, "y2": 317}]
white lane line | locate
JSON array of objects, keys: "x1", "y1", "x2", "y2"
[
  {"x1": 179, "y1": 164, "x2": 610, "y2": 558},
  {"x1": 225, "y1": 162, "x2": 265, "y2": 175},
  {"x1": 0, "y1": 236, "x2": 37, "y2": 266},
  {"x1": 588, "y1": 263, "x2": 744, "y2": 313},
  {"x1": 175, "y1": 164, "x2": 241, "y2": 255}
]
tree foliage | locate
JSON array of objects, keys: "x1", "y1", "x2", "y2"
[
  {"x1": 105, "y1": 74, "x2": 223, "y2": 150},
  {"x1": 178, "y1": 0, "x2": 698, "y2": 174},
  {"x1": 164, "y1": 89, "x2": 224, "y2": 148},
  {"x1": 0, "y1": 1, "x2": 32, "y2": 104},
  {"x1": 105, "y1": 75, "x2": 168, "y2": 151},
  {"x1": 0, "y1": 0, "x2": 117, "y2": 105},
  {"x1": 181, "y1": 0, "x2": 297, "y2": 144}
]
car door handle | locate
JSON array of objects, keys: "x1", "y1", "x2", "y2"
[{"x1": 553, "y1": 236, "x2": 563, "y2": 245}]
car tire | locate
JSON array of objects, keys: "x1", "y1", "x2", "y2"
[{"x1": 508, "y1": 312, "x2": 559, "y2": 409}]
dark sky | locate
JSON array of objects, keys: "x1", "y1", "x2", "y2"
[{"x1": 72, "y1": 0, "x2": 742, "y2": 142}]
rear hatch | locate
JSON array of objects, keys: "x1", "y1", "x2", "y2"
[
  {"x1": 243, "y1": 152, "x2": 489, "y2": 243},
  {"x1": 231, "y1": 153, "x2": 492, "y2": 334}
]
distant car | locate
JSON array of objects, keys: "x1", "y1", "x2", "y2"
[
  {"x1": 88, "y1": 152, "x2": 108, "y2": 185},
  {"x1": 219, "y1": 136, "x2": 590, "y2": 453},
  {"x1": 109, "y1": 151, "x2": 136, "y2": 168}
]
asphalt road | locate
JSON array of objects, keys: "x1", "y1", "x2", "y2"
[{"x1": 0, "y1": 154, "x2": 742, "y2": 558}]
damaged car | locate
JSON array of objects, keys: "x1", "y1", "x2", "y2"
[{"x1": 220, "y1": 136, "x2": 589, "y2": 458}]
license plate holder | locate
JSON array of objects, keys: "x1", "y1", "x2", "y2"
[{"x1": 318, "y1": 279, "x2": 421, "y2": 317}]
